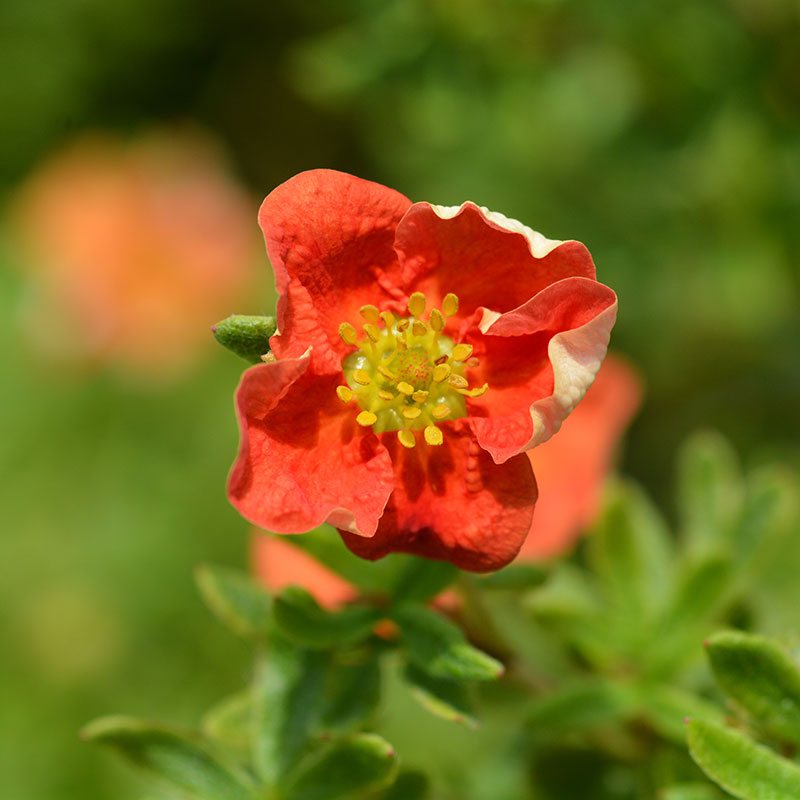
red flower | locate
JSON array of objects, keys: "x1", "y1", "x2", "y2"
[
  {"x1": 12, "y1": 130, "x2": 259, "y2": 376},
  {"x1": 229, "y1": 170, "x2": 617, "y2": 572}
]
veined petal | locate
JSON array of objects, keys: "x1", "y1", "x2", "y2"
[
  {"x1": 228, "y1": 356, "x2": 394, "y2": 536},
  {"x1": 521, "y1": 355, "x2": 643, "y2": 559},
  {"x1": 339, "y1": 423, "x2": 537, "y2": 572},
  {"x1": 467, "y1": 277, "x2": 618, "y2": 464},
  {"x1": 394, "y1": 201, "x2": 596, "y2": 325},
  {"x1": 260, "y1": 170, "x2": 411, "y2": 374}
]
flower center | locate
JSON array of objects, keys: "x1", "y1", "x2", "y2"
[{"x1": 336, "y1": 291, "x2": 488, "y2": 448}]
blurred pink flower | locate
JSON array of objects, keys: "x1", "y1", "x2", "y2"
[
  {"x1": 11, "y1": 130, "x2": 260, "y2": 376},
  {"x1": 251, "y1": 354, "x2": 641, "y2": 604}
]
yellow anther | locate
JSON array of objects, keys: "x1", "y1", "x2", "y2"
[
  {"x1": 396, "y1": 319, "x2": 410, "y2": 332},
  {"x1": 380, "y1": 310, "x2": 396, "y2": 329},
  {"x1": 339, "y1": 322, "x2": 358, "y2": 345},
  {"x1": 397, "y1": 381, "x2": 414, "y2": 396},
  {"x1": 429, "y1": 309, "x2": 445, "y2": 332},
  {"x1": 402, "y1": 407, "x2": 422, "y2": 420},
  {"x1": 378, "y1": 390, "x2": 394, "y2": 401},
  {"x1": 449, "y1": 374, "x2": 469, "y2": 389},
  {"x1": 353, "y1": 369, "x2": 371, "y2": 386},
  {"x1": 378, "y1": 363, "x2": 396, "y2": 380},
  {"x1": 452, "y1": 343, "x2": 473, "y2": 362},
  {"x1": 424, "y1": 425, "x2": 443, "y2": 446},
  {"x1": 457, "y1": 382, "x2": 489, "y2": 398},
  {"x1": 398, "y1": 429, "x2": 416, "y2": 449},
  {"x1": 432, "y1": 404, "x2": 451, "y2": 420},
  {"x1": 442, "y1": 293, "x2": 459, "y2": 317},
  {"x1": 261, "y1": 353, "x2": 276, "y2": 363},
  {"x1": 360, "y1": 304, "x2": 381, "y2": 323},
  {"x1": 432, "y1": 363, "x2": 452, "y2": 383},
  {"x1": 412, "y1": 320, "x2": 428, "y2": 337},
  {"x1": 412, "y1": 390, "x2": 429, "y2": 403},
  {"x1": 408, "y1": 292, "x2": 426, "y2": 317},
  {"x1": 336, "y1": 385, "x2": 353, "y2": 403},
  {"x1": 363, "y1": 323, "x2": 380, "y2": 342},
  {"x1": 356, "y1": 410, "x2": 377, "y2": 426}
]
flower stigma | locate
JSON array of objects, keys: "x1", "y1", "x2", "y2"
[{"x1": 337, "y1": 292, "x2": 488, "y2": 448}]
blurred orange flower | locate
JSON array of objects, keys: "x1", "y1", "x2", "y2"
[
  {"x1": 11, "y1": 130, "x2": 260, "y2": 376},
  {"x1": 252, "y1": 354, "x2": 642, "y2": 604}
]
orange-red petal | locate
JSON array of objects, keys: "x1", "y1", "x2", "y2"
[
  {"x1": 259, "y1": 170, "x2": 412, "y2": 374},
  {"x1": 251, "y1": 532, "x2": 357, "y2": 610},
  {"x1": 228, "y1": 356, "x2": 394, "y2": 536},
  {"x1": 521, "y1": 355, "x2": 643, "y2": 559},
  {"x1": 339, "y1": 423, "x2": 537, "y2": 572}
]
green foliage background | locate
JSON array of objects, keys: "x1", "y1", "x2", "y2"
[{"x1": 0, "y1": 0, "x2": 799, "y2": 798}]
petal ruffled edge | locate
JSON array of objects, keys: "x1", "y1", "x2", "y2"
[
  {"x1": 469, "y1": 280, "x2": 618, "y2": 464},
  {"x1": 259, "y1": 169, "x2": 412, "y2": 374},
  {"x1": 227, "y1": 353, "x2": 395, "y2": 537}
]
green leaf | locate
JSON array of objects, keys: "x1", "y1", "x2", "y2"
[
  {"x1": 195, "y1": 564, "x2": 272, "y2": 639},
  {"x1": 586, "y1": 479, "x2": 674, "y2": 627},
  {"x1": 253, "y1": 639, "x2": 328, "y2": 784},
  {"x1": 392, "y1": 606, "x2": 504, "y2": 681},
  {"x1": 706, "y1": 631, "x2": 800, "y2": 745},
  {"x1": 212, "y1": 314, "x2": 276, "y2": 364},
  {"x1": 81, "y1": 716, "x2": 255, "y2": 800},
  {"x1": 281, "y1": 734, "x2": 397, "y2": 800},
  {"x1": 389, "y1": 557, "x2": 458, "y2": 604},
  {"x1": 677, "y1": 431, "x2": 742, "y2": 556},
  {"x1": 476, "y1": 564, "x2": 549, "y2": 591},
  {"x1": 376, "y1": 770, "x2": 430, "y2": 800},
  {"x1": 403, "y1": 663, "x2": 478, "y2": 728},
  {"x1": 526, "y1": 679, "x2": 635, "y2": 736},
  {"x1": 687, "y1": 717, "x2": 800, "y2": 800},
  {"x1": 202, "y1": 690, "x2": 252, "y2": 752},
  {"x1": 321, "y1": 654, "x2": 381, "y2": 733},
  {"x1": 273, "y1": 586, "x2": 380, "y2": 648}
]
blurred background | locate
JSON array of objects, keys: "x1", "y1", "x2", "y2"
[{"x1": 1, "y1": 0, "x2": 798, "y2": 797}]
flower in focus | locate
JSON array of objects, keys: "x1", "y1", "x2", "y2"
[
  {"x1": 229, "y1": 170, "x2": 617, "y2": 571},
  {"x1": 11, "y1": 130, "x2": 260, "y2": 376},
  {"x1": 251, "y1": 356, "x2": 640, "y2": 604}
]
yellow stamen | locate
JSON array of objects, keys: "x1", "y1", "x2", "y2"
[
  {"x1": 363, "y1": 323, "x2": 380, "y2": 342},
  {"x1": 396, "y1": 319, "x2": 410, "y2": 332},
  {"x1": 442, "y1": 293, "x2": 459, "y2": 317},
  {"x1": 457, "y1": 382, "x2": 489, "y2": 398},
  {"x1": 378, "y1": 363, "x2": 396, "y2": 380},
  {"x1": 424, "y1": 425, "x2": 443, "y2": 446},
  {"x1": 397, "y1": 381, "x2": 414, "y2": 396},
  {"x1": 408, "y1": 292, "x2": 426, "y2": 317},
  {"x1": 353, "y1": 369, "x2": 371, "y2": 386},
  {"x1": 412, "y1": 320, "x2": 428, "y2": 337},
  {"x1": 357, "y1": 410, "x2": 378, "y2": 426},
  {"x1": 261, "y1": 353, "x2": 276, "y2": 363},
  {"x1": 336, "y1": 386, "x2": 353, "y2": 403},
  {"x1": 339, "y1": 322, "x2": 358, "y2": 345},
  {"x1": 398, "y1": 429, "x2": 415, "y2": 448},
  {"x1": 360, "y1": 304, "x2": 380, "y2": 323},
  {"x1": 402, "y1": 407, "x2": 421, "y2": 420},
  {"x1": 394, "y1": 336, "x2": 407, "y2": 350},
  {"x1": 412, "y1": 390, "x2": 429, "y2": 403},
  {"x1": 452, "y1": 343, "x2": 473, "y2": 362},
  {"x1": 449, "y1": 374, "x2": 469, "y2": 389},
  {"x1": 432, "y1": 404, "x2": 451, "y2": 420},
  {"x1": 429, "y1": 309, "x2": 445, "y2": 332},
  {"x1": 378, "y1": 390, "x2": 394, "y2": 401},
  {"x1": 433, "y1": 363, "x2": 452, "y2": 383},
  {"x1": 380, "y1": 310, "x2": 396, "y2": 329}
]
